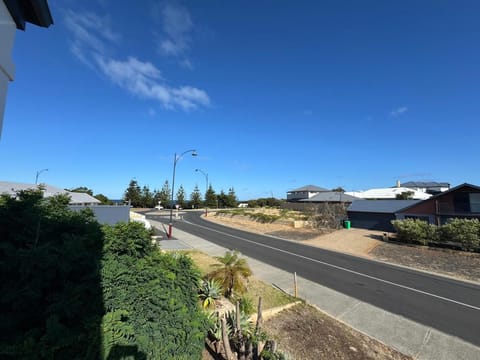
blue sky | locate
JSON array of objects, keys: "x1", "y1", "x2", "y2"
[{"x1": 1, "y1": 0, "x2": 479, "y2": 200}]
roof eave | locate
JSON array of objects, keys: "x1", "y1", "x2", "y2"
[{"x1": 4, "y1": 0, "x2": 54, "y2": 30}]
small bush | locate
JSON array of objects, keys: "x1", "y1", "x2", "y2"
[
  {"x1": 249, "y1": 213, "x2": 280, "y2": 223},
  {"x1": 391, "y1": 219, "x2": 438, "y2": 245},
  {"x1": 439, "y1": 218, "x2": 480, "y2": 251},
  {"x1": 237, "y1": 296, "x2": 255, "y2": 316},
  {"x1": 392, "y1": 218, "x2": 480, "y2": 251}
]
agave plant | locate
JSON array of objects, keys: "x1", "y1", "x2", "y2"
[{"x1": 199, "y1": 279, "x2": 222, "y2": 309}]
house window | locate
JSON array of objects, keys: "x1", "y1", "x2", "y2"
[{"x1": 470, "y1": 193, "x2": 480, "y2": 213}]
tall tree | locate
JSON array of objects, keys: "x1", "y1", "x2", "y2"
[
  {"x1": 205, "y1": 185, "x2": 217, "y2": 208},
  {"x1": 190, "y1": 185, "x2": 202, "y2": 209},
  {"x1": 217, "y1": 190, "x2": 228, "y2": 208},
  {"x1": 123, "y1": 179, "x2": 141, "y2": 207},
  {"x1": 159, "y1": 180, "x2": 171, "y2": 209},
  {"x1": 176, "y1": 185, "x2": 186, "y2": 209},
  {"x1": 141, "y1": 185, "x2": 154, "y2": 208},
  {"x1": 226, "y1": 187, "x2": 238, "y2": 208},
  {"x1": 94, "y1": 193, "x2": 113, "y2": 205}
]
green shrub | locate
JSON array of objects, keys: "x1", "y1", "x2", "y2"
[
  {"x1": 391, "y1": 219, "x2": 438, "y2": 245},
  {"x1": 439, "y1": 218, "x2": 480, "y2": 251},
  {"x1": 102, "y1": 222, "x2": 208, "y2": 359},
  {"x1": 0, "y1": 190, "x2": 104, "y2": 359},
  {"x1": 102, "y1": 221, "x2": 154, "y2": 258},
  {"x1": 237, "y1": 296, "x2": 255, "y2": 316}
]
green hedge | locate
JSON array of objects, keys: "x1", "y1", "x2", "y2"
[
  {"x1": 391, "y1": 218, "x2": 480, "y2": 251},
  {"x1": 102, "y1": 223, "x2": 208, "y2": 359},
  {"x1": 0, "y1": 190, "x2": 104, "y2": 359},
  {"x1": 0, "y1": 191, "x2": 207, "y2": 359}
]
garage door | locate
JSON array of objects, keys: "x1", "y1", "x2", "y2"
[{"x1": 347, "y1": 212, "x2": 395, "y2": 232}]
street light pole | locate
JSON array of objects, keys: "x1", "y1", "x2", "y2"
[
  {"x1": 168, "y1": 149, "x2": 197, "y2": 238},
  {"x1": 195, "y1": 168, "x2": 209, "y2": 216},
  {"x1": 35, "y1": 168, "x2": 48, "y2": 184}
]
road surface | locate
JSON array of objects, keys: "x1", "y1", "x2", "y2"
[{"x1": 147, "y1": 211, "x2": 480, "y2": 347}]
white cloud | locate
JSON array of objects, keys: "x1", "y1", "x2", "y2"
[
  {"x1": 64, "y1": 10, "x2": 209, "y2": 111},
  {"x1": 390, "y1": 106, "x2": 408, "y2": 117},
  {"x1": 159, "y1": 3, "x2": 193, "y2": 57},
  {"x1": 97, "y1": 56, "x2": 209, "y2": 110}
]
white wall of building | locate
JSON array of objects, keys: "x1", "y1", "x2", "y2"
[
  {"x1": 69, "y1": 205, "x2": 131, "y2": 225},
  {"x1": 0, "y1": 1, "x2": 16, "y2": 138}
]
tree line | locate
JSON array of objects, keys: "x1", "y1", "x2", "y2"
[{"x1": 123, "y1": 179, "x2": 238, "y2": 209}]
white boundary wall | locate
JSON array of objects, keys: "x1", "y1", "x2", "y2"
[{"x1": 69, "y1": 205, "x2": 130, "y2": 225}]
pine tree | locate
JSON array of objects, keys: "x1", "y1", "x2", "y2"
[
  {"x1": 176, "y1": 185, "x2": 186, "y2": 209},
  {"x1": 159, "y1": 180, "x2": 171, "y2": 209},
  {"x1": 190, "y1": 185, "x2": 202, "y2": 209},
  {"x1": 141, "y1": 185, "x2": 154, "y2": 208},
  {"x1": 227, "y1": 187, "x2": 238, "y2": 208},
  {"x1": 124, "y1": 179, "x2": 141, "y2": 207},
  {"x1": 217, "y1": 190, "x2": 228, "y2": 208},
  {"x1": 205, "y1": 185, "x2": 217, "y2": 208}
]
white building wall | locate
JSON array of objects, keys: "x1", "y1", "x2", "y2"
[
  {"x1": 0, "y1": 1, "x2": 16, "y2": 138},
  {"x1": 69, "y1": 205, "x2": 131, "y2": 225}
]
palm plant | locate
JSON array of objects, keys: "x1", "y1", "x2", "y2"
[{"x1": 208, "y1": 251, "x2": 252, "y2": 298}]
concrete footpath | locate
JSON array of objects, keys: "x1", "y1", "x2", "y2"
[{"x1": 150, "y1": 219, "x2": 480, "y2": 360}]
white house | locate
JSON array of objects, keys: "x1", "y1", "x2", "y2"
[
  {"x1": 286, "y1": 185, "x2": 329, "y2": 202},
  {"x1": 0, "y1": 180, "x2": 131, "y2": 225},
  {"x1": 345, "y1": 187, "x2": 431, "y2": 200},
  {"x1": 0, "y1": 181, "x2": 101, "y2": 205}
]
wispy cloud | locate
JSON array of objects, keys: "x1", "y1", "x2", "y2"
[
  {"x1": 159, "y1": 3, "x2": 192, "y2": 57},
  {"x1": 64, "y1": 10, "x2": 209, "y2": 110},
  {"x1": 390, "y1": 106, "x2": 408, "y2": 117}
]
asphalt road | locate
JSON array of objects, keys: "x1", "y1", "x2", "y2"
[{"x1": 147, "y1": 211, "x2": 480, "y2": 347}]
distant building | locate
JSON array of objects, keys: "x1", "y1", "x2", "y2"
[
  {"x1": 347, "y1": 183, "x2": 480, "y2": 231},
  {"x1": 0, "y1": 181, "x2": 100, "y2": 205},
  {"x1": 299, "y1": 191, "x2": 358, "y2": 204},
  {"x1": 347, "y1": 200, "x2": 420, "y2": 232},
  {"x1": 399, "y1": 181, "x2": 450, "y2": 195},
  {"x1": 0, "y1": 181, "x2": 130, "y2": 225},
  {"x1": 345, "y1": 187, "x2": 431, "y2": 200},
  {"x1": 286, "y1": 185, "x2": 329, "y2": 202}
]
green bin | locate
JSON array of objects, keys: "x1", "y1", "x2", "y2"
[{"x1": 343, "y1": 220, "x2": 351, "y2": 229}]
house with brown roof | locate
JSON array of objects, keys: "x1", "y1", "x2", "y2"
[
  {"x1": 347, "y1": 183, "x2": 480, "y2": 231},
  {"x1": 396, "y1": 183, "x2": 480, "y2": 225}
]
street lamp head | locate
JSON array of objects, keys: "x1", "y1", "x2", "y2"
[{"x1": 192, "y1": 150, "x2": 198, "y2": 157}]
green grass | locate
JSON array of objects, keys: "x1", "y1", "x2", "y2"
[{"x1": 183, "y1": 250, "x2": 295, "y2": 310}]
